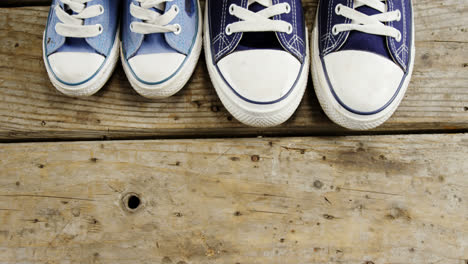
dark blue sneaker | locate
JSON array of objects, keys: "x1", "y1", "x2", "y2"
[
  {"x1": 311, "y1": 0, "x2": 415, "y2": 130},
  {"x1": 43, "y1": 0, "x2": 120, "y2": 96},
  {"x1": 204, "y1": 0, "x2": 309, "y2": 127},
  {"x1": 121, "y1": 0, "x2": 202, "y2": 99}
]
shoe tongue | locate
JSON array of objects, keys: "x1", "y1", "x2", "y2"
[
  {"x1": 235, "y1": 2, "x2": 283, "y2": 52},
  {"x1": 339, "y1": 5, "x2": 392, "y2": 60},
  {"x1": 154, "y1": 3, "x2": 165, "y2": 11},
  {"x1": 64, "y1": 4, "x2": 79, "y2": 15},
  {"x1": 138, "y1": 2, "x2": 164, "y2": 13}
]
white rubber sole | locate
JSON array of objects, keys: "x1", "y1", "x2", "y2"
[
  {"x1": 204, "y1": 4, "x2": 310, "y2": 128},
  {"x1": 311, "y1": 9, "x2": 415, "y2": 130},
  {"x1": 43, "y1": 29, "x2": 120, "y2": 97},
  {"x1": 121, "y1": 1, "x2": 203, "y2": 99}
]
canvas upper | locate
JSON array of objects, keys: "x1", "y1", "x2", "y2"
[
  {"x1": 317, "y1": 0, "x2": 414, "y2": 114},
  {"x1": 121, "y1": 0, "x2": 199, "y2": 84},
  {"x1": 206, "y1": 0, "x2": 308, "y2": 104},
  {"x1": 44, "y1": 0, "x2": 119, "y2": 85}
]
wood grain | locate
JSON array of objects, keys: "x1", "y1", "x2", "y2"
[
  {"x1": 0, "y1": 134, "x2": 467, "y2": 263},
  {"x1": 0, "y1": 0, "x2": 467, "y2": 141}
]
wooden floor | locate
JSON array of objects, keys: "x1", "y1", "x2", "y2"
[{"x1": 0, "y1": 0, "x2": 467, "y2": 263}]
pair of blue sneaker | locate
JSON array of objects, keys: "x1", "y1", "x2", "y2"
[
  {"x1": 204, "y1": 0, "x2": 415, "y2": 130},
  {"x1": 43, "y1": 0, "x2": 202, "y2": 98},
  {"x1": 44, "y1": 0, "x2": 414, "y2": 130}
]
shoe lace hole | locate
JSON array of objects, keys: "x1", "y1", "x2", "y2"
[
  {"x1": 332, "y1": 25, "x2": 338, "y2": 35},
  {"x1": 396, "y1": 32, "x2": 402, "y2": 42},
  {"x1": 174, "y1": 24, "x2": 181, "y2": 35},
  {"x1": 287, "y1": 24, "x2": 293, "y2": 34},
  {"x1": 98, "y1": 5, "x2": 104, "y2": 14},
  {"x1": 226, "y1": 25, "x2": 232, "y2": 35},
  {"x1": 173, "y1": 5, "x2": 179, "y2": 13},
  {"x1": 335, "y1": 4, "x2": 342, "y2": 15},
  {"x1": 284, "y1": 3, "x2": 291, "y2": 13},
  {"x1": 396, "y1": 10, "x2": 401, "y2": 21},
  {"x1": 229, "y1": 4, "x2": 235, "y2": 14}
]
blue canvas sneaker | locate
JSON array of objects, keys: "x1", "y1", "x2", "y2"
[
  {"x1": 121, "y1": 0, "x2": 202, "y2": 99},
  {"x1": 205, "y1": 0, "x2": 309, "y2": 127},
  {"x1": 43, "y1": 0, "x2": 120, "y2": 97},
  {"x1": 311, "y1": 0, "x2": 415, "y2": 130}
]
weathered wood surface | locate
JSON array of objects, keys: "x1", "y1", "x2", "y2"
[
  {"x1": 0, "y1": 134, "x2": 467, "y2": 263},
  {"x1": 0, "y1": 0, "x2": 467, "y2": 141}
]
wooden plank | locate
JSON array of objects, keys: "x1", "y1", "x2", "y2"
[
  {"x1": 0, "y1": 1, "x2": 467, "y2": 141},
  {"x1": 0, "y1": 134, "x2": 466, "y2": 263}
]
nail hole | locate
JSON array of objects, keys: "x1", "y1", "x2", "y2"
[
  {"x1": 128, "y1": 195, "x2": 140, "y2": 209},
  {"x1": 251, "y1": 155, "x2": 260, "y2": 162},
  {"x1": 122, "y1": 192, "x2": 142, "y2": 212},
  {"x1": 211, "y1": 105, "x2": 220, "y2": 112}
]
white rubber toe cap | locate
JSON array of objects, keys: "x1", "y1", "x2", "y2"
[
  {"x1": 217, "y1": 49, "x2": 301, "y2": 102},
  {"x1": 324, "y1": 50, "x2": 404, "y2": 113},
  {"x1": 128, "y1": 53, "x2": 186, "y2": 83},
  {"x1": 48, "y1": 52, "x2": 105, "y2": 84}
]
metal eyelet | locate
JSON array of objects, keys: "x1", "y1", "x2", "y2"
[
  {"x1": 332, "y1": 25, "x2": 339, "y2": 35},
  {"x1": 335, "y1": 4, "x2": 343, "y2": 15},
  {"x1": 173, "y1": 5, "x2": 179, "y2": 13},
  {"x1": 229, "y1": 4, "x2": 236, "y2": 15},
  {"x1": 284, "y1": 3, "x2": 291, "y2": 14},
  {"x1": 225, "y1": 25, "x2": 233, "y2": 35},
  {"x1": 174, "y1": 24, "x2": 181, "y2": 35}
]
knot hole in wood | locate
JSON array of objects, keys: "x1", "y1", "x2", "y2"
[{"x1": 121, "y1": 192, "x2": 143, "y2": 212}]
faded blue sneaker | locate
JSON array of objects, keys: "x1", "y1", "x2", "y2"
[
  {"x1": 311, "y1": 0, "x2": 415, "y2": 130},
  {"x1": 204, "y1": 0, "x2": 309, "y2": 127},
  {"x1": 121, "y1": 0, "x2": 202, "y2": 99},
  {"x1": 43, "y1": 0, "x2": 120, "y2": 96}
]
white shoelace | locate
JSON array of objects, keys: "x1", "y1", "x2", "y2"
[
  {"x1": 55, "y1": 0, "x2": 104, "y2": 38},
  {"x1": 130, "y1": 0, "x2": 181, "y2": 35},
  {"x1": 333, "y1": 0, "x2": 402, "y2": 41},
  {"x1": 226, "y1": 0, "x2": 292, "y2": 35}
]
